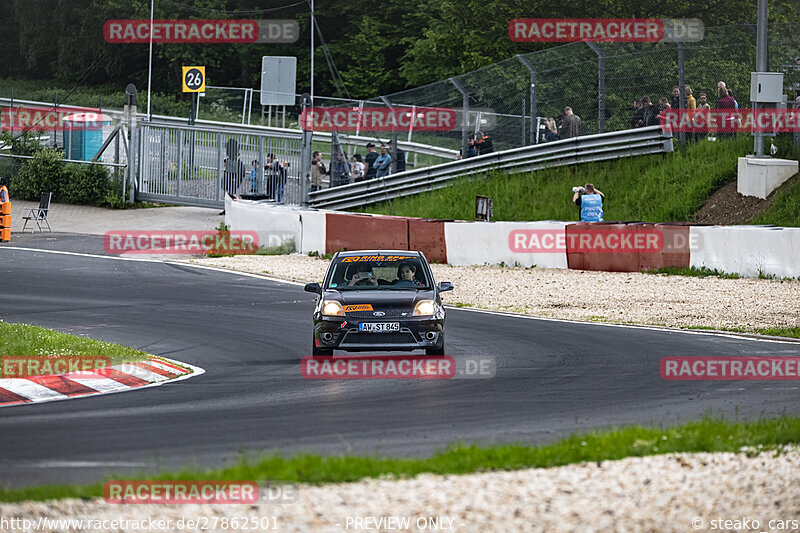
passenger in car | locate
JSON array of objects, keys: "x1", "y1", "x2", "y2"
[{"x1": 347, "y1": 264, "x2": 379, "y2": 287}]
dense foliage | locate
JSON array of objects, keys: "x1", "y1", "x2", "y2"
[{"x1": 0, "y1": 0, "x2": 796, "y2": 100}]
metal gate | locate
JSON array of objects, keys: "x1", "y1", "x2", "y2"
[{"x1": 137, "y1": 123, "x2": 303, "y2": 207}]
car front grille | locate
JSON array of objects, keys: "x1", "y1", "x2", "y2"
[
  {"x1": 341, "y1": 331, "x2": 418, "y2": 345},
  {"x1": 347, "y1": 310, "x2": 410, "y2": 319}
]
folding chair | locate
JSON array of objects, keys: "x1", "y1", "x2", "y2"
[{"x1": 22, "y1": 192, "x2": 52, "y2": 233}]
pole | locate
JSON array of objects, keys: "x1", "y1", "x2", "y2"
[
  {"x1": 754, "y1": 0, "x2": 768, "y2": 156},
  {"x1": 450, "y1": 77, "x2": 470, "y2": 158},
  {"x1": 146, "y1": 0, "x2": 154, "y2": 120},
  {"x1": 516, "y1": 55, "x2": 537, "y2": 145},
  {"x1": 585, "y1": 42, "x2": 606, "y2": 134},
  {"x1": 300, "y1": 93, "x2": 313, "y2": 205},
  {"x1": 310, "y1": 0, "x2": 314, "y2": 104}
]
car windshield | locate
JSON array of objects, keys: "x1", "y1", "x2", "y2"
[{"x1": 325, "y1": 255, "x2": 430, "y2": 290}]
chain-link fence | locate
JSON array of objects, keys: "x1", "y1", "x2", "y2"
[{"x1": 189, "y1": 23, "x2": 799, "y2": 153}]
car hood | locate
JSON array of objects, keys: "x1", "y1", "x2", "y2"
[{"x1": 323, "y1": 289, "x2": 435, "y2": 308}]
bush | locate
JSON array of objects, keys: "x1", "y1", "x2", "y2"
[
  {"x1": 10, "y1": 147, "x2": 124, "y2": 207},
  {"x1": 12, "y1": 147, "x2": 65, "y2": 200},
  {"x1": 61, "y1": 163, "x2": 113, "y2": 205}
]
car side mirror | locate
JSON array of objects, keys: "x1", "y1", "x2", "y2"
[
  {"x1": 438, "y1": 281, "x2": 454, "y2": 292},
  {"x1": 304, "y1": 282, "x2": 322, "y2": 294}
]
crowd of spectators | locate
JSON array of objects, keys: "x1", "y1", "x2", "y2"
[
  {"x1": 311, "y1": 141, "x2": 408, "y2": 190},
  {"x1": 536, "y1": 107, "x2": 585, "y2": 144}
]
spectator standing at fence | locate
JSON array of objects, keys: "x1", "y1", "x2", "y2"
[
  {"x1": 220, "y1": 138, "x2": 246, "y2": 215},
  {"x1": 276, "y1": 161, "x2": 288, "y2": 202},
  {"x1": 573, "y1": 183, "x2": 605, "y2": 222},
  {"x1": 716, "y1": 87, "x2": 736, "y2": 138},
  {"x1": 374, "y1": 144, "x2": 393, "y2": 178},
  {"x1": 248, "y1": 160, "x2": 261, "y2": 193},
  {"x1": 266, "y1": 154, "x2": 282, "y2": 198},
  {"x1": 311, "y1": 150, "x2": 327, "y2": 192},
  {"x1": 658, "y1": 97, "x2": 671, "y2": 121},
  {"x1": 694, "y1": 92, "x2": 711, "y2": 140},
  {"x1": 727, "y1": 89, "x2": 739, "y2": 110},
  {"x1": 542, "y1": 117, "x2": 559, "y2": 142},
  {"x1": 333, "y1": 152, "x2": 351, "y2": 187},
  {"x1": 364, "y1": 143, "x2": 378, "y2": 180},
  {"x1": 559, "y1": 107, "x2": 581, "y2": 139},
  {"x1": 641, "y1": 97, "x2": 660, "y2": 127},
  {"x1": 685, "y1": 86, "x2": 696, "y2": 111},
  {"x1": 387, "y1": 141, "x2": 406, "y2": 172},
  {"x1": 459, "y1": 138, "x2": 477, "y2": 159},
  {"x1": 670, "y1": 86, "x2": 681, "y2": 109},
  {"x1": 351, "y1": 153, "x2": 365, "y2": 182},
  {"x1": 631, "y1": 99, "x2": 645, "y2": 128},
  {"x1": 473, "y1": 131, "x2": 494, "y2": 154}
]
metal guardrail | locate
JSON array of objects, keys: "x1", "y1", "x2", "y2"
[
  {"x1": 308, "y1": 126, "x2": 673, "y2": 210},
  {"x1": 0, "y1": 98, "x2": 458, "y2": 161}
]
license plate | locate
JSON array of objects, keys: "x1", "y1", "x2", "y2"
[{"x1": 359, "y1": 322, "x2": 400, "y2": 332}]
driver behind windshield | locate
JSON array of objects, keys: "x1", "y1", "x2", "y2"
[{"x1": 392, "y1": 262, "x2": 421, "y2": 286}]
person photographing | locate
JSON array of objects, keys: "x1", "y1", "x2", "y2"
[{"x1": 572, "y1": 183, "x2": 605, "y2": 222}]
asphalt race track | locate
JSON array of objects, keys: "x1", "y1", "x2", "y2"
[{"x1": 2, "y1": 240, "x2": 800, "y2": 489}]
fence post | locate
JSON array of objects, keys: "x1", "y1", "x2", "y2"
[
  {"x1": 176, "y1": 129, "x2": 184, "y2": 198},
  {"x1": 449, "y1": 77, "x2": 470, "y2": 157},
  {"x1": 665, "y1": 27, "x2": 687, "y2": 142},
  {"x1": 300, "y1": 93, "x2": 313, "y2": 205},
  {"x1": 516, "y1": 54, "x2": 537, "y2": 145},
  {"x1": 380, "y1": 96, "x2": 399, "y2": 174},
  {"x1": 585, "y1": 42, "x2": 606, "y2": 134}
]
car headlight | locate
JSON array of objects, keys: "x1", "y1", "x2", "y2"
[
  {"x1": 413, "y1": 300, "x2": 436, "y2": 316},
  {"x1": 322, "y1": 300, "x2": 345, "y2": 316}
]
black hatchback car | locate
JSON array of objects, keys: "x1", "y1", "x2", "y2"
[{"x1": 304, "y1": 250, "x2": 453, "y2": 356}]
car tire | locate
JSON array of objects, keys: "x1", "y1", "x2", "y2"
[
  {"x1": 312, "y1": 340, "x2": 333, "y2": 357},
  {"x1": 425, "y1": 344, "x2": 445, "y2": 356}
]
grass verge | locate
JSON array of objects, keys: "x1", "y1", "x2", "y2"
[
  {"x1": 644, "y1": 266, "x2": 741, "y2": 279},
  {"x1": 1, "y1": 416, "x2": 798, "y2": 502},
  {"x1": 360, "y1": 136, "x2": 754, "y2": 222},
  {"x1": 0, "y1": 322, "x2": 149, "y2": 367}
]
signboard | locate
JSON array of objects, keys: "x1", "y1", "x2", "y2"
[
  {"x1": 182, "y1": 66, "x2": 206, "y2": 93},
  {"x1": 260, "y1": 56, "x2": 296, "y2": 106}
]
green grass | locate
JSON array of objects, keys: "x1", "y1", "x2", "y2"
[
  {"x1": 645, "y1": 266, "x2": 741, "y2": 279},
  {"x1": 753, "y1": 327, "x2": 800, "y2": 339},
  {"x1": 2, "y1": 416, "x2": 799, "y2": 502},
  {"x1": 254, "y1": 239, "x2": 296, "y2": 256},
  {"x1": 752, "y1": 177, "x2": 800, "y2": 227},
  {"x1": 360, "y1": 136, "x2": 755, "y2": 222},
  {"x1": 0, "y1": 322, "x2": 149, "y2": 367}
]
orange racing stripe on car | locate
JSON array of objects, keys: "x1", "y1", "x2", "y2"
[{"x1": 343, "y1": 304, "x2": 373, "y2": 312}]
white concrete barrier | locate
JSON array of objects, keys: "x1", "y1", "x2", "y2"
[
  {"x1": 444, "y1": 221, "x2": 569, "y2": 268},
  {"x1": 690, "y1": 225, "x2": 800, "y2": 278},
  {"x1": 225, "y1": 196, "x2": 302, "y2": 250}
]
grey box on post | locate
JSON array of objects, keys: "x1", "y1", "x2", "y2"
[{"x1": 750, "y1": 72, "x2": 784, "y2": 103}]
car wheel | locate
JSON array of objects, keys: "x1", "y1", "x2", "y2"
[
  {"x1": 312, "y1": 340, "x2": 333, "y2": 357},
  {"x1": 425, "y1": 344, "x2": 445, "y2": 356}
]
